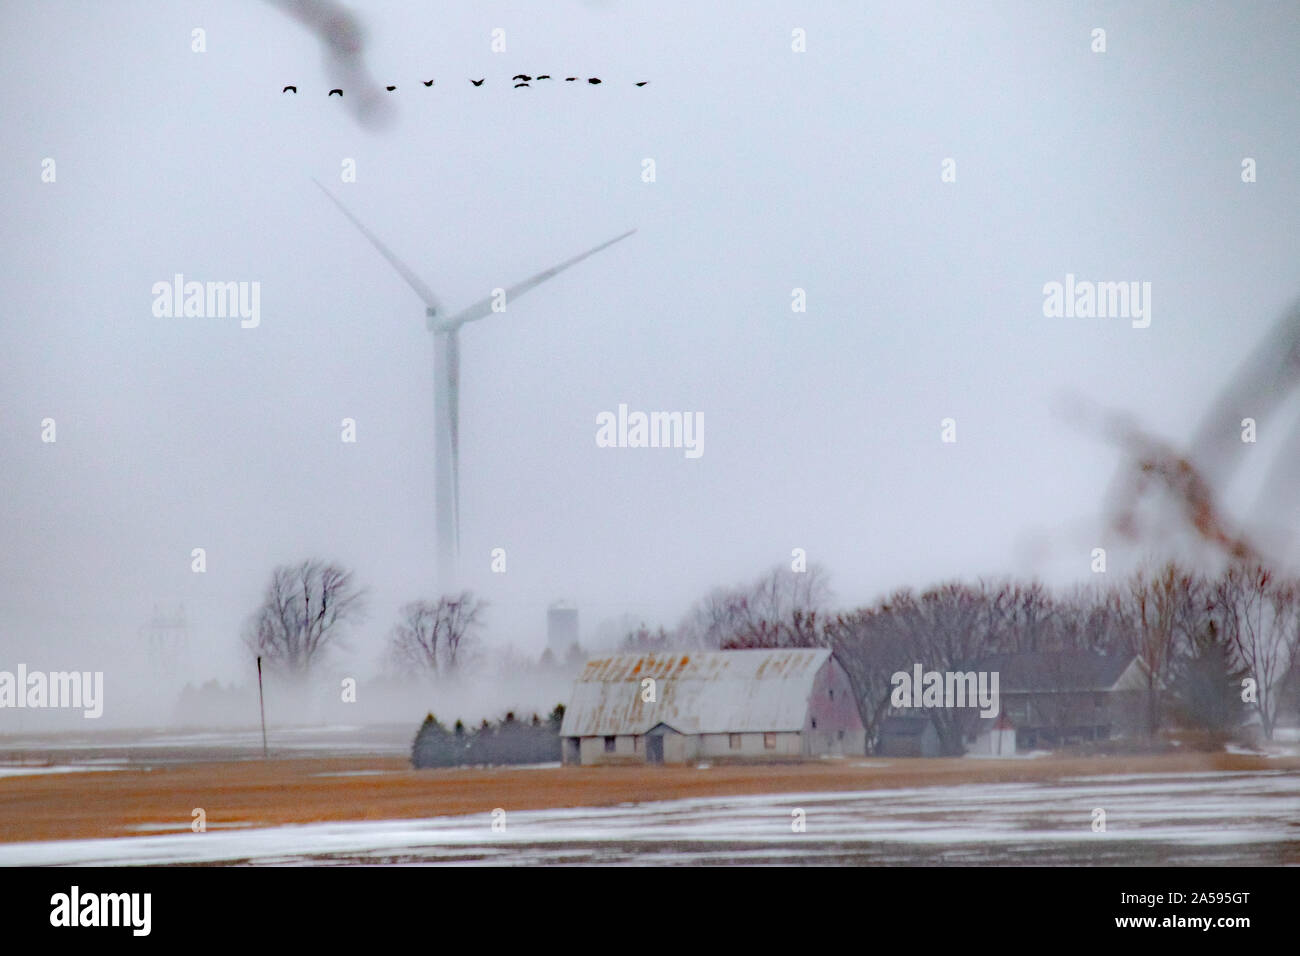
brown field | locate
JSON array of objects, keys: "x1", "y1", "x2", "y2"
[{"x1": 2, "y1": 751, "x2": 1297, "y2": 845}]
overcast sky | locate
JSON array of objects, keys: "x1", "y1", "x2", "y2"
[{"x1": 2, "y1": 1, "x2": 1298, "y2": 694}]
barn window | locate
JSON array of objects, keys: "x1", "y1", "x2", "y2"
[
  {"x1": 764, "y1": 733, "x2": 776, "y2": 749},
  {"x1": 604, "y1": 736, "x2": 616, "y2": 753},
  {"x1": 729, "y1": 733, "x2": 741, "y2": 749}
]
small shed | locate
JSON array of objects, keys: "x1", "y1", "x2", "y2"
[
  {"x1": 966, "y1": 712, "x2": 1017, "y2": 756},
  {"x1": 877, "y1": 715, "x2": 941, "y2": 757},
  {"x1": 560, "y1": 648, "x2": 865, "y2": 765}
]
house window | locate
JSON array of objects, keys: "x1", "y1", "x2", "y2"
[
  {"x1": 729, "y1": 733, "x2": 741, "y2": 749},
  {"x1": 829, "y1": 688, "x2": 834, "y2": 700},
  {"x1": 811, "y1": 718, "x2": 817, "y2": 729},
  {"x1": 604, "y1": 736, "x2": 616, "y2": 753},
  {"x1": 764, "y1": 733, "x2": 776, "y2": 749}
]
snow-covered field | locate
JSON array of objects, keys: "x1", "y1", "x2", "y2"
[
  {"x1": 1, "y1": 768, "x2": 1294, "y2": 866},
  {"x1": 0, "y1": 766, "x2": 123, "y2": 779},
  {"x1": 0, "y1": 725, "x2": 413, "y2": 766}
]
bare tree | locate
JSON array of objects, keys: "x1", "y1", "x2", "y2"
[
  {"x1": 681, "y1": 587, "x2": 747, "y2": 648},
  {"x1": 388, "y1": 591, "x2": 487, "y2": 676},
  {"x1": 1123, "y1": 561, "x2": 1202, "y2": 736},
  {"x1": 1212, "y1": 563, "x2": 1299, "y2": 740},
  {"x1": 389, "y1": 600, "x2": 439, "y2": 675},
  {"x1": 681, "y1": 564, "x2": 832, "y2": 649},
  {"x1": 593, "y1": 611, "x2": 654, "y2": 649},
  {"x1": 1054, "y1": 582, "x2": 1136, "y2": 656},
  {"x1": 823, "y1": 596, "x2": 916, "y2": 751},
  {"x1": 911, "y1": 582, "x2": 995, "y2": 754},
  {"x1": 620, "y1": 623, "x2": 675, "y2": 652},
  {"x1": 982, "y1": 579, "x2": 1061, "y2": 653},
  {"x1": 827, "y1": 582, "x2": 997, "y2": 755},
  {"x1": 244, "y1": 559, "x2": 367, "y2": 678}
]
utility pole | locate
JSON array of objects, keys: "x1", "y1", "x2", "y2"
[{"x1": 257, "y1": 656, "x2": 268, "y2": 758}]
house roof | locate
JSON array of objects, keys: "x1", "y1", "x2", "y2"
[
  {"x1": 559, "y1": 648, "x2": 832, "y2": 737},
  {"x1": 879, "y1": 715, "x2": 935, "y2": 737},
  {"x1": 973, "y1": 651, "x2": 1138, "y2": 692}
]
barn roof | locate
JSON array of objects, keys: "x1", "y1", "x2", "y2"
[
  {"x1": 973, "y1": 651, "x2": 1139, "y2": 692},
  {"x1": 559, "y1": 648, "x2": 833, "y2": 737}
]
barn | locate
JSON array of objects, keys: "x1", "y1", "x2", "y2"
[{"x1": 559, "y1": 648, "x2": 866, "y2": 765}]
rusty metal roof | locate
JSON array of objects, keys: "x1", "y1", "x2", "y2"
[{"x1": 559, "y1": 648, "x2": 832, "y2": 737}]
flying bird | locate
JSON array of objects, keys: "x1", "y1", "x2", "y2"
[
  {"x1": 263, "y1": 0, "x2": 392, "y2": 130},
  {"x1": 514, "y1": 83, "x2": 530, "y2": 88},
  {"x1": 281, "y1": 75, "x2": 650, "y2": 102}
]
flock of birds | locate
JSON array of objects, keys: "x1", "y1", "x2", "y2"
[{"x1": 282, "y1": 76, "x2": 649, "y2": 95}]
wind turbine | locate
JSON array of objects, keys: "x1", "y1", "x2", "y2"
[{"x1": 313, "y1": 180, "x2": 635, "y2": 586}]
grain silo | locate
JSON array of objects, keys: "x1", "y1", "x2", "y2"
[{"x1": 547, "y1": 600, "x2": 580, "y2": 653}]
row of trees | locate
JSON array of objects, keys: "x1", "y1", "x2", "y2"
[
  {"x1": 411, "y1": 705, "x2": 565, "y2": 768},
  {"x1": 242, "y1": 559, "x2": 487, "y2": 680},
  {"x1": 623, "y1": 561, "x2": 1300, "y2": 751}
]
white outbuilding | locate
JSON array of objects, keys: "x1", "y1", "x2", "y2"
[
  {"x1": 965, "y1": 712, "x2": 1017, "y2": 756},
  {"x1": 560, "y1": 648, "x2": 866, "y2": 765}
]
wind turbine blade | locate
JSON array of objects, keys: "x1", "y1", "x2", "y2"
[
  {"x1": 1190, "y1": 296, "x2": 1300, "y2": 487},
  {"x1": 443, "y1": 228, "x2": 636, "y2": 328},
  {"x1": 313, "y1": 179, "x2": 445, "y2": 315}
]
